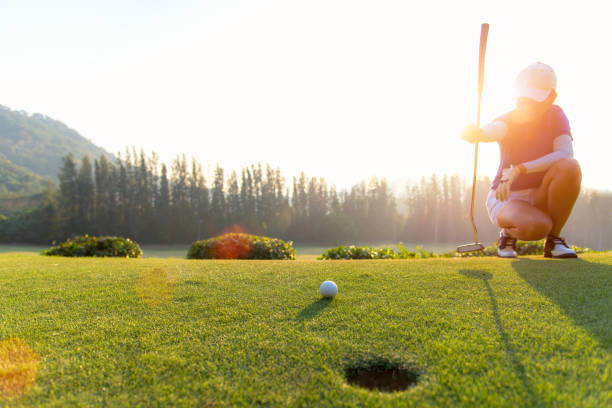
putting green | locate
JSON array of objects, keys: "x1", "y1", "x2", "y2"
[{"x1": 1, "y1": 253, "x2": 611, "y2": 407}]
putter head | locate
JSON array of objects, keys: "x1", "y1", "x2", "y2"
[{"x1": 456, "y1": 242, "x2": 485, "y2": 253}]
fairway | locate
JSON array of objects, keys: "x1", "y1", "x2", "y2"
[{"x1": 1, "y1": 254, "x2": 611, "y2": 407}]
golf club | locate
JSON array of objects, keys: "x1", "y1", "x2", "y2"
[{"x1": 457, "y1": 23, "x2": 489, "y2": 254}]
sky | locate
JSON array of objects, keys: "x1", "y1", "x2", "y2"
[{"x1": 1, "y1": 0, "x2": 610, "y2": 192}]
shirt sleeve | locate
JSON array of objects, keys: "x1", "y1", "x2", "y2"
[
  {"x1": 523, "y1": 134, "x2": 573, "y2": 173},
  {"x1": 481, "y1": 121, "x2": 507, "y2": 141},
  {"x1": 551, "y1": 106, "x2": 572, "y2": 140}
]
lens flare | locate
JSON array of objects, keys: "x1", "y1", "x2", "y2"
[
  {"x1": 211, "y1": 225, "x2": 253, "y2": 259},
  {"x1": 136, "y1": 268, "x2": 177, "y2": 307},
  {"x1": 0, "y1": 338, "x2": 40, "y2": 398}
]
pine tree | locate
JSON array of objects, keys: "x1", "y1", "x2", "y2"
[
  {"x1": 448, "y1": 174, "x2": 464, "y2": 242},
  {"x1": 251, "y1": 164, "x2": 263, "y2": 233},
  {"x1": 123, "y1": 149, "x2": 137, "y2": 237},
  {"x1": 241, "y1": 168, "x2": 256, "y2": 233},
  {"x1": 94, "y1": 155, "x2": 113, "y2": 235},
  {"x1": 297, "y1": 172, "x2": 308, "y2": 220},
  {"x1": 117, "y1": 153, "x2": 129, "y2": 236},
  {"x1": 158, "y1": 163, "x2": 171, "y2": 243},
  {"x1": 227, "y1": 171, "x2": 240, "y2": 228},
  {"x1": 77, "y1": 156, "x2": 95, "y2": 234},
  {"x1": 210, "y1": 165, "x2": 226, "y2": 234},
  {"x1": 40, "y1": 182, "x2": 61, "y2": 243},
  {"x1": 58, "y1": 153, "x2": 79, "y2": 238},
  {"x1": 189, "y1": 159, "x2": 209, "y2": 241},
  {"x1": 274, "y1": 167, "x2": 291, "y2": 238},
  {"x1": 329, "y1": 185, "x2": 341, "y2": 216},
  {"x1": 135, "y1": 150, "x2": 153, "y2": 241},
  {"x1": 171, "y1": 155, "x2": 189, "y2": 241},
  {"x1": 149, "y1": 152, "x2": 160, "y2": 238}
]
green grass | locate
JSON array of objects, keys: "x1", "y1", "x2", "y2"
[{"x1": 1, "y1": 254, "x2": 611, "y2": 407}]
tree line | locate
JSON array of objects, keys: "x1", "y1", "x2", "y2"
[{"x1": 1, "y1": 149, "x2": 610, "y2": 250}]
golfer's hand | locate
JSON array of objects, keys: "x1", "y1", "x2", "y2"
[
  {"x1": 495, "y1": 165, "x2": 521, "y2": 201},
  {"x1": 461, "y1": 123, "x2": 483, "y2": 144}
]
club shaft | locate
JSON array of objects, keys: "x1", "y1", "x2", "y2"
[{"x1": 470, "y1": 23, "x2": 489, "y2": 244}]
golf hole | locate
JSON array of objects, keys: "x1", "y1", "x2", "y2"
[{"x1": 345, "y1": 360, "x2": 419, "y2": 393}]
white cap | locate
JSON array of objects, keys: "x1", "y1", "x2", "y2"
[{"x1": 515, "y1": 62, "x2": 557, "y2": 102}]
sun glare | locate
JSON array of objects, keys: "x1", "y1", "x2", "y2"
[
  {"x1": 0, "y1": 338, "x2": 40, "y2": 399},
  {"x1": 136, "y1": 268, "x2": 177, "y2": 307}
]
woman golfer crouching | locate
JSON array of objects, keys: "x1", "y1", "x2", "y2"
[{"x1": 462, "y1": 62, "x2": 581, "y2": 258}]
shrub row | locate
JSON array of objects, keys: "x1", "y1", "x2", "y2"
[
  {"x1": 40, "y1": 235, "x2": 594, "y2": 259},
  {"x1": 41, "y1": 233, "x2": 296, "y2": 260},
  {"x1": 319, "y1": 240, "x2": 594, "y2": 259}
]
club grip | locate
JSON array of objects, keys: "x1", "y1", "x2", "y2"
[{"x1": 478, "y1": 23, "x2": 489, "y2": 97}]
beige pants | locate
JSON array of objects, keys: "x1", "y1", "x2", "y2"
[{"x1": 486, "y1": 188, "x2": 537, "y2": 227}]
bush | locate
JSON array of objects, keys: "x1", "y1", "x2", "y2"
[
  {"x1": 187, "y1": 233, "x2": 295, "y2": 260},
  {"x1": 318, "y1": 243, "x2": 436, "y2": 260},
  {"x1": 42, "y1": 235, "x2": 143, "y2": 258}
]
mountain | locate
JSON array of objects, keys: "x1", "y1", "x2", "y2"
[
  {"x1": 0, "y1": 152, "x2": 50, "y2": 197},
  {"x1": 0, "y1": 105, "x2": 114, "y2": 180}
]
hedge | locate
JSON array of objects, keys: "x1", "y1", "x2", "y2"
[{"x1": 319, "y1": 241, "x2": 594, "y2": 259}]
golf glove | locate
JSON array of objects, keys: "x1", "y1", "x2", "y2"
[
  {"x1": 461, "y1": 123, "x2": 483, "y2": 143},
  {"x1": 496, "y1": 165, "x2": 521, "y2": 201}
]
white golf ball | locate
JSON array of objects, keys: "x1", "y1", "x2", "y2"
[{"x1": 319, "y1": 280, "x2": 338, "y2": 298}]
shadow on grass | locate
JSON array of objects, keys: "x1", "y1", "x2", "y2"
[
  {"x1": 513, "y1": 258, "x2": 612, "y2": 351},
  {"x1": 295, "y1": 298, "x2": 333, "y2": 321},
  {"x1": 459, "y1": 269, "x2": 537, "y2": 405}
]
